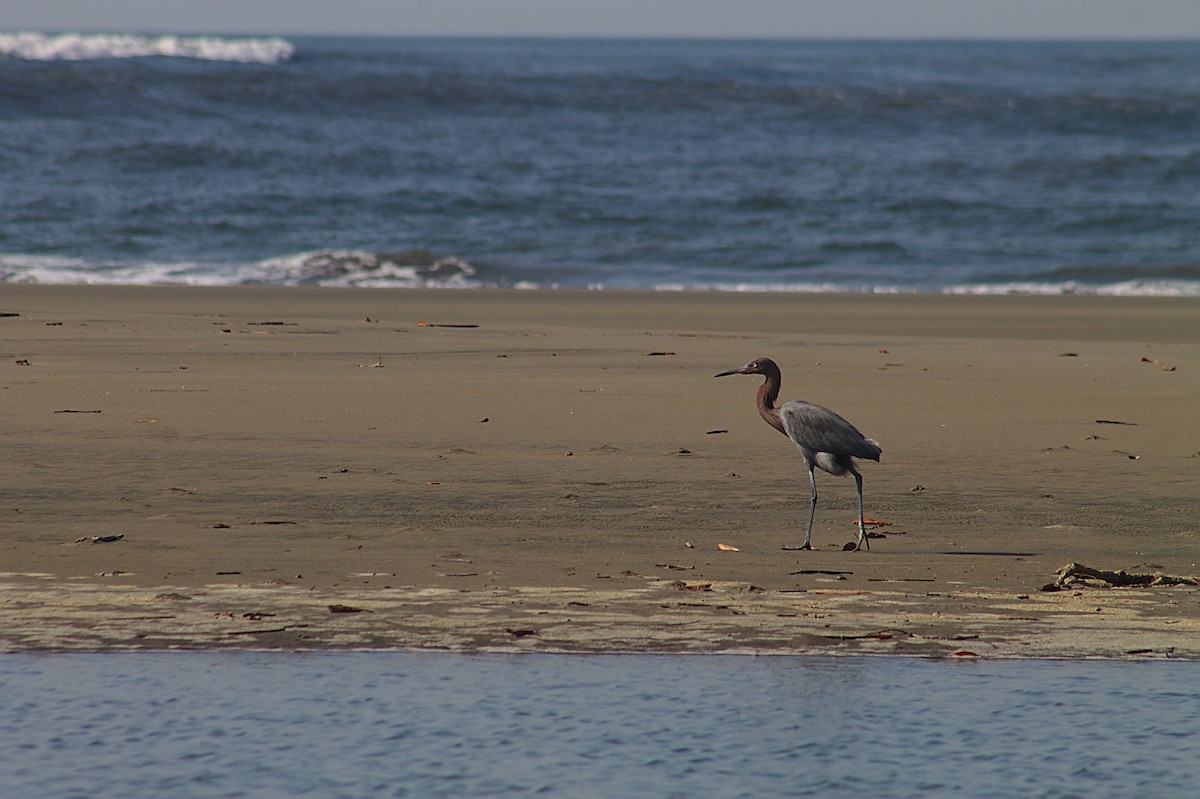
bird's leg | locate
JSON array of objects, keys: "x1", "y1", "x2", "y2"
[
  {"x1": 805, "y1": 468, "x2": 818, "y2": 550},
  {"x1": 852, "y1": 468, "x2": 869, "y2": 551},
  {"x1": 784, "y1": 467, "x2": 817, "y2": 551}
]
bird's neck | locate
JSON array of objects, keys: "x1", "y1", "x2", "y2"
[{"x1": 757, "y1": 367, "x2": 787, "y2": 436}]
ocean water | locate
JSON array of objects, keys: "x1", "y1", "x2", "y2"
[
  {"x1": 2, "y1": 32, "x2": 1199, "y2": 294},
  {"x1": 1, "y1": 653, "x2": 1197, "y2": 799}
]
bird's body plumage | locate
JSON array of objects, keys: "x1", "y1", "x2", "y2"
[
  {"x1": 779, "y1": 400, "x2": 881, "y2": 477},
  {"x1": 716, "y1": 356, "x2": 882, "y2": 551}
]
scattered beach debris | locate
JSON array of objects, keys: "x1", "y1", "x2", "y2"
[
  {"x1": 14, "y1": 359, "x2": 30, "y2": 365},
  {"x1": 222, "y1": 625, "x2": 306, "y2": 637},
  {"x1": 861, "y1": 518, "x2": 892, "y2": 527},
  {"x1": 250, "y1": 520, "x2": 297, "y2": 526},
  {"x1": 1095, "y1": 419, "x2": 1137, "y2": 425},
  {"x1": 0, "y1": 312, "x2": 19, "y2": 318},
  {"x1": 717, "y1": 543, "x2": 740, "y2": 552},
  {"x1": 505, "y1": 628, "x2": 537, "y2": 637},
  {"x1": 416, "y1": 321, "x2": 479, "y2": 328},
  {"x1": 216, "y1": 571, "x2": 241, "y2": 576},
  {"x1": 72, "y1": 534, "x2": 124, "y2": 544},
  {"x1": 876, "y1": 349, "x2": 889, "y2": 354},
  {"x1": 646, "y1": 351, "x2": 675, "y2": 356},
  {"x1": 1043, "y1": 562, "x2": 1200, "y2": 592},
  {"x1": 1059, "y1": 352, "x2": 1078, "y2": 357},
  {"x1": 792, "y1": 569, "x2": 853, "y2": 576},
  {"x1": 820, "y1": 629, "x2": 910, "y2": 641},
  {"x1": 706, "y1": 429, "x2": 728, "y2": 435},
  {"x1": 245, "y1": 320, "x2": 295, "y2": 326},
  {"x1": 479, "y1": 417, "x2": 489, "y2": 423},
  {"x1": 355, "y1": 356, "x2": 384, "y2": 368},
  {"x1": 328, "y1": 604, "x2": 368, "y2": 614},
  {"x1": 911, "y1": 485, "x2": 926, "y2": 492},
  {"x1": 669, "y1": 581, "x2": 713, "y2": 592},
  {"x1": 54, "y1": 409, "x2": 101, "y2": 413},
  {"x1": 1141, "y1": 356, "x2": 1176, "y2": 371}
]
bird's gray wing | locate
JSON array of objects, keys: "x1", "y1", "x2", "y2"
[{"x1": 779, "y1": 401, "x2": 882, "y2": 460}]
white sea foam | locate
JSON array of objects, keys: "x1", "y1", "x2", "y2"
[
  {"x1": 0, "y1": 31, "x2": 294, "y2": 63},
  {"x1": 653, "y1": 281, "x2": 855, "y2": 293},
  {"x1": 3, "y1": 252, "x2": 1198, "y2": 296},
  {"x1": 250, "y1": 251, "x2": 479, "y2": 288},
  {"x1": 0, "y1": 251, "x2": 479, "y2": 289},
  {"x1": 0, "y1": 254, "x2": 238, "y2": 286},
  {"x1": 943, "y1": 280, "x2": 1200, "y2": 297},
  {"x1": 655, "y1": 279, "x2": 1200, "y2": 296}
]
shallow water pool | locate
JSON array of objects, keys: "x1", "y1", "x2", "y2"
[{"x1": 1, "y1": 653, "x2": 1195, "y2": 798}]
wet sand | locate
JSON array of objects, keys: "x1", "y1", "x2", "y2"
[{"x1": 2, "y1": 285, "x2": 1198, "y2": 657}]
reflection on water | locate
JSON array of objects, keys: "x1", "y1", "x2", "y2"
[{"x1": 0, "y1": 653, "x2": 1195, "y2": 798}]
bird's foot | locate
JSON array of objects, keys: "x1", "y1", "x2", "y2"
[{"x1": 782, "y1": 543, "x2": 812, "y2": 551}]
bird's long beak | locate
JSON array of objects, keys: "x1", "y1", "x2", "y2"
[{"x1": 715, "y1": 365, "x2": 748, "y2": 377}]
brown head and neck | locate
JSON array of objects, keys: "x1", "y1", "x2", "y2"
[{"x1": 715, "y1": 356, "x2": 787, "y2": 437}]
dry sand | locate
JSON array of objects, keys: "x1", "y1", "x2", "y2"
[{"x1": 2, "y1": 285, "x2": 1198, "y2": 657}]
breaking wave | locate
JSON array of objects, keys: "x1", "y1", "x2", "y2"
[
  {"x1": 4, "y1": 251, "x2": 1199, "y2": 295},
  {"x1": 942, "y1": 280, "x2": 1200, "y2": 297},
  {"x1": 251, "y1": 251, "x2": 478, "y2": 287},
  {"x1": 0, "y1": 251, "x2": 478, "y2": 288},
  {"x1": 0, "y1": 31, "x2": 294, "y2": 63}
]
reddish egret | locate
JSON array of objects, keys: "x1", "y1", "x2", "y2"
[{"x1": 716, "y1": 356, "x2": 882, "y2": 551}]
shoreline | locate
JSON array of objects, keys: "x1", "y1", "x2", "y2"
[
  {"x1": 5, "y1": 284, "x2": 1200, "y2": 341},
  {"x1": 2, "y1": 285, "x2": 1198, "y2": 657}
]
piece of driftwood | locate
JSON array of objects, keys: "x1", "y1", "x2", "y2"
[{"x1": 1044, "y1": 562, "x2": 1200, "y2": 591}]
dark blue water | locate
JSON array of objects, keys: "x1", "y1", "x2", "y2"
[
  {"x1": 0, "y1": 653, "x2": 1197, "y2": 798},
  {"x1": 3, "y1": 32, "x2": 1200, "y2": 293}
]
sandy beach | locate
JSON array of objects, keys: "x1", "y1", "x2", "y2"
[{"x1": 2, "y1": 285, "x2": 1197, "y2": 657}]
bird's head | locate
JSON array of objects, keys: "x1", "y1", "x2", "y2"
[{"x1": 715, "y1": 357, "x2": 777, "y2": 378}]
